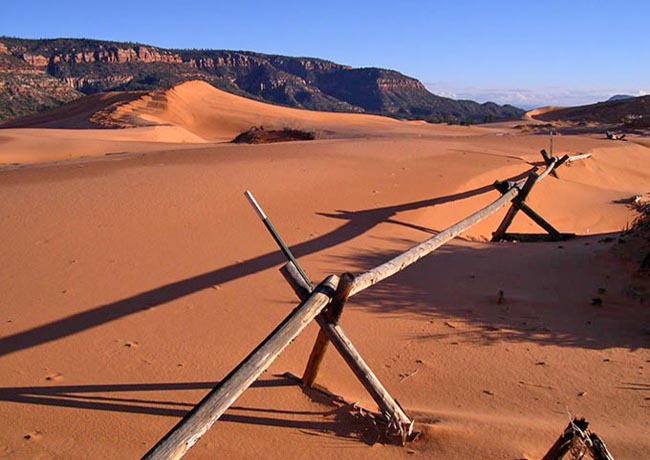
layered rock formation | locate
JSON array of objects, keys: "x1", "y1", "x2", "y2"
[
  {"x1": 0, "y1": 37, "x2": 524, "y2": 123},
  {"x1": 0, "y1": 50, "x2": 81, "y2": 120}
]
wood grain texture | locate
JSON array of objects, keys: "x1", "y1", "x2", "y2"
[
  {"x1": 350, "y1": 185, "x2": 519, "y2": 296},
  {"x1": 142, "y1": 275, "x2": 339, "y2": 460}
]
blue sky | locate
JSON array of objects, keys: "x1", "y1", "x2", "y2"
[{"x1": 2, "y1": 0, "x2": 648, "y2": 108}]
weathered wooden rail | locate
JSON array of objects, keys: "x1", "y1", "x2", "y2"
[{"x1": 142, "y1": 149, "x2": 592, "y2": 460}]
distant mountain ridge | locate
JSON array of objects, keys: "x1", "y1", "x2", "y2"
[
  {"x1": 0, "y1": 36, "x2": 524, "y2": 123},
  {"x1": 532, "y1": 94, "x2": 649, "y2": 129}
]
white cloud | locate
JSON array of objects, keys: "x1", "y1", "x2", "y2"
[{"x1": 423, "y1": 84, "x2": 650, "y2": 109}]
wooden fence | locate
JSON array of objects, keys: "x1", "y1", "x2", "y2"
[{"x1": 141, "y1": 150, "x2": 593, "y2": 460}]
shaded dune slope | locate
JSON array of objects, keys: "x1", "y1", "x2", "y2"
[{"x1": 0, "y1": 91, "x2": 148, "y2": 129}]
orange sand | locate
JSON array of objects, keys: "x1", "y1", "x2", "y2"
[
  {"x1": 0, "y1": 82, "x2": 649, "y2": 460},
  {"x1": 0, "y1": 81, "x2": 489, "y2": 166},
  {"x1": 525, "y1": 106, "x2": 565, "y2": 120}
]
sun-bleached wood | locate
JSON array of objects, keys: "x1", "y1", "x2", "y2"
[
  {"x1": 142, "y1": 275, "x2": 339, "y2": 460},
  {"x1": 143, "y1": 152, "x2": 593, "y2": 459},
  {"x1": 590, "y1": 432, "x2": 615, "y2": 460},
  {"x1": 280, "y1": 268, "x2": 413, "y2": 438},
  {"x1": 543, "y1": 418, "x2": 589, "y2": 460},
  {"x1": 349, "y1": 152, "x2": 592, "y2": 295},
  {"x1": 315, "y1": 317, "x2": 413, "y2": 439},
  {"x1": 535, "y1": 157, "x2": 558, "y2": 181},
  {"x1": 566, "y1": 153, "x2": 592, "y2": 162},
  {"x1": 543, "y1": 418, "x2": 615, "y2": 460},
  {"x1": 350, "y1": 185, "x2": 519, "y2": 296},
  {"x1": 493, "y1": 156, "x2": 572, "y2": 241}
]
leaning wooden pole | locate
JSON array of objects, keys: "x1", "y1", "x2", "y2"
[
  {"x1": 566, "y1": 152, "x2": 592, "y2": 162},
  {"x1": 245, "y1": 190, "x2": 314, "y2": 289},
  {"x1": 349, "y1": 185, "x2": 520, "y2": 296},
  {"x1": 281, "y1": 265, "x2": 413, "y2": 440},
  {"x1": 143, "y1": 152, "x2": 593, "y2": 459},
  {"x1": 248, "y1": 192, "x2": 413, "y2": 436},
  {"x1": 315, "y1": 317, "x2": 414, "y2": 439},
  {"x1": 349, "y1": 152, "x2": 590, "y2": 296},
  {"x1": 142, "y1": 275, "x2": 339, "y2": 460},
  {"x1": 492, "y1": 172, "x2": 540, "y2": 241}
]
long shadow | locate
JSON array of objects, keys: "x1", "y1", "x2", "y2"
[
  {"x1": 0, "y1": 376, "x2": 376, "y2": 443},
  {"x1": 0, "y1": 380, "x2": 290, "y2": 418},
  {"x1": 0, "y1": 168, "x2": 534, "y2": 357},
  {"x1": 340, "y1": 235, "x2": 650, "y2": 351}
]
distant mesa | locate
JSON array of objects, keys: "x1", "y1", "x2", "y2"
[
  {"x1": 529, "y1": 94, "x2": 649, "y2": 130},
  {"x1": 0, "y1": 36, "x2": 524, "y2": 124}
]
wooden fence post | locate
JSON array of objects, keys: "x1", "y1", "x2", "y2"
[
  {"x1": 141, "y1": 275, "x2": 339, "y2": 460},
  {"x1": 492, "y1": 172, "x2": 539, "y2": 241},
  {"x1": 492, "y1": 159, "x2": 575, "y2": 242},
  {"x1": 302, "y1": 273, "x2": 355, "y2": 387},
  {"x1": 280, "y1": 266, "x2": 414, "y2": 440},
  {"x1": 543, "y1": 418, "x2": 615, "y2": 460},
  {"x1": 141, "y1": 152, "x2": 593, "y2": 458}
]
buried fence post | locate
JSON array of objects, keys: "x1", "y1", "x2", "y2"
[
  {"x1": 247, "y1": 190, "x2": 414, "y2": 439},
  {"x1": 280, "y1": 264, "x2": 414, "y2": 441},
  {"x1": 492, "y1": 165, "x2": 575, "y2": 242},
  {"x1": 492, "y1": 172, "x2": 539, "y2": 241},
  {"x1": 542, "y1": 418, "x2": 615, "y2": 460},
  {"x1": 141, "y1": 275, "x2": 339, "y2": 460},
  {"x1": 302, "y1": 272, "x2": 355, "y2": 387},
  {"x1": 567, "y1": 152, "x2": 592, "y2": 163}
]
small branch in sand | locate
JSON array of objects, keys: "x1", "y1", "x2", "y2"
[
  {"x1": 399, "y1": 369, "x2": 419, "y2": 382},
  {"x1": 518, "y1": 380, "x2": 555, "y2": 390}
]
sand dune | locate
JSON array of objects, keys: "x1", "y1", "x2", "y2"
[
  {"x1": 0, "y1": 127, "x2": 207, "y2": 165},
  {"x1": 109, "y1": 80, "x2": 419, "y2": 141},
  {"x1": 1, "y1": 120, "x2": 649, "y2": 459},
  {"x1": 1, "y1": 81, "x2": 495, "y2": 165},
  {"x1": 524, "y1": 106, "x2": 564, "y2": 120},
  {"x1": 1, "y1": 80, "x2": 488, "y2": 143},
  {"x1": 0, "y1": 82, "x2": 649, "y2": 460}
]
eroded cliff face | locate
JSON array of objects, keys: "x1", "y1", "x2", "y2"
[
  {"x1": 15, "y1": 46, "x2": 183, "y2": 67},
  {"x1": 0, "y1": 37, "x2": 525, "y2": 122},
  {"x1": 0, "y1": 51, "x2": 81, "y2": 121},
  {"x1": 377, "y1": 75, "x2": 426, "y2": 91}
]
